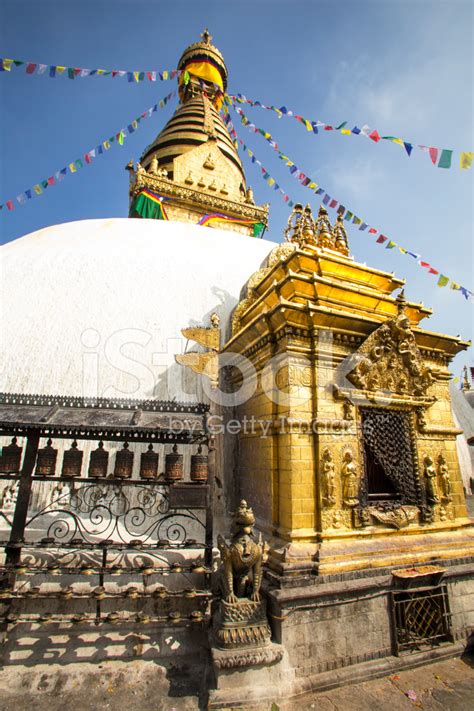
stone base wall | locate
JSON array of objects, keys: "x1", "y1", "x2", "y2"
[{"x1": 266, "y1": 562, "x2": 474, "y2": 680}]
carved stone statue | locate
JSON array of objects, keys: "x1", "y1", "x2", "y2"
[
  {"x1": 321, "y1": 449, "x2": 336, "y2": 506},
  {"x1": 149, "y1": 155, "x2": 159, "y2": 175},
  {"x1": 437, "y1": 454, "x2": 452, "y2": 502},
  {"x1": 245, "y1": 186, "x2": 255, "y2": 205},
  {"x1": 423, "y1": 455, "x2": 439, "y2": 505},
  {"x1": 342, "y1": 450, "x2": 359, "y2": 507},
  {"x1": 214, "y1": 500, "x2": 271, "y2": 650},
  {"x1": 217, "y1": 500, "x2": 264, "y2": 602}
]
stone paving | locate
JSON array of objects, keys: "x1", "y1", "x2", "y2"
[{"x1": 0, "y1": 653, "x2": 473, "y2": 710}]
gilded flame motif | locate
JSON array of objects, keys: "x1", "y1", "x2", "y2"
[{"x1": 347, "y1": 292, "x2": 434, "y2": 396}]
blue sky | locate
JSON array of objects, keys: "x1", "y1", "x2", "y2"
[{"x1": 1, "y1": 0, "x2": 473, "y2": 372}]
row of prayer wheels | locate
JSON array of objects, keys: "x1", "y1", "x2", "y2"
[{"x1": 0, "y1": 437, "x2": 208, "y2": 482}]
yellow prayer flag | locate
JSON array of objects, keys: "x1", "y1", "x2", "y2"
[
  {"x1": 97, "y1": 69, "x2": 106, "y2": 76},
  {"x1": 304, "y1": 120, "x2": 312, "y2": 131},
  {"x1": 286, "y1": 161, "x2": 294, "y2": 167},
  {"x1": 267, "y1": 178, "x2": 275, "y2": 187},
  {"x1": 248, "y1": 149, "x2": 253, "y2": 158},
  {"x1": 133, "y1": 71, "x2": 140, "y2": 82},
  {"x1": 69, "y1": 163, "x2": 76, "y2": 173},
  {"x1": 340, "y1": 129, "x2": 351, "y2": 135},
  {"x1": 392, "y1": 138, "x2": 404, "y2": 145},
  {"x1": 33, "y1": 184, "x2": 42, "y2": 195},
  {"x1": 103, "y1": 141, "x2": 110, "y2": 150},
  {"x1": 450, "y1": 282, "x2": 460, "y2": 290},
  {"x1": 460, "y1": 152, "x2": 473, "y2": 170},
  {"x1": 2, "y1": 58, "x2": 13, "y2": 71},
  {"x1": 162, "y1": 71, "x2": 169, "y2": 80},
  {"x1": 56, "y1": 66, "x2": 66, "y2": 75},
  {"x1": 398, "y1": 247, "x2": 407, "y2": 254},
  {"x1": 308, "y1": 182, "x2": 317, "y2": 189}
]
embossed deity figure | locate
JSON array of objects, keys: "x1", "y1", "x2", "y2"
[
  {"x1": 424, "y1": 455, "x2": 440, "y2": 505},
  {"x1": 214, "y1": 500, "x2": 271, "y2": 650},
  {"x1": 342, "y1": 450, "x2": 359, "y2": 507},
  {"x1": 321, "y1": 448, "x2": 336, "y2": 506},
  {"x1": 438, "y1": 454, "x2": 452, "y2": 502}
]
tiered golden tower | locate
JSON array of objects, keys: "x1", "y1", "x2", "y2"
[{"x1": 129, "y1": 30, "x2": 268, "y2": 236}]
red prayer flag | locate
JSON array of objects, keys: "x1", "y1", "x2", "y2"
[
  {"x1": 376, "y1": 235, "x2": 387, "y2": 243},
  {"x1": 428, "y1": 267, "x2": 439, "y2": 275},
  {"x1": 85, "y1": 153, "x2": 92, "y2": 164},
  {"x1": 329, "y1": 199, "x2": 338, "y2": 208},
  {"x1": 368, "y1": 228, "x2": 377, "y2": 234},
  {"x1": 47, "y1": 176, "x2": 55, "y2": 186},
  {"x1": 420, "y1": 261, "x2": 430, "y2": 268},
  {"x1": 324, "y1": 125, "x2": 333, "y2": 130},
  {"x1": 429, "y1": 147, "x2": 439, "y2": 165},
  {"x1": 369, "y1": 130, "x2": 381, "y2": 142},
  {"x1": 26, "y1": 63, "x2": 37, "y2": 74},
  {"x1": 6, "y1": 200, "x2": 14, "y2": 211}
]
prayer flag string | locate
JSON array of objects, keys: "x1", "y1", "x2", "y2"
[
  {"x1": 224, "y1": 101, "x2": 473, "y2": 301},
  {"x1": 0, "y1": 91, "x2": 176, "y2": 214},
  {"x1": 228, "y1": 94, "x2": 473, "y2": 171},
  {"x1": 0, "y1": 57, "x2": 179, "y2": 82}
]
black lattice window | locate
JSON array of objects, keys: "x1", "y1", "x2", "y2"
[
  {"x1": 361, "y1": 408, "x2": 420, "y2": 504},
  {"x1": 391, "y1": 586, "x2": 452, "y2": 654}
]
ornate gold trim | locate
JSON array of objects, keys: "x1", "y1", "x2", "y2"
[{"x1": 132, "y1": 171, "x2": 268, "y2": 224}]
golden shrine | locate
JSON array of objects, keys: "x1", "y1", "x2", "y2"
[{"x1": 224, "y1": 201, "x2": 472, "y2": 581}]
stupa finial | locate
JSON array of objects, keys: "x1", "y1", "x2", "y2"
[{"x1": 201, "y1": 28, "x2": 213, "y2": 44}]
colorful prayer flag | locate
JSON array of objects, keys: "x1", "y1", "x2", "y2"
[
  {"x1": 438, "y1": 149, "x2": 452, "y2": 169},
  {"x1": 460, "y1": 152, "x2": 473, "y2": 169}
]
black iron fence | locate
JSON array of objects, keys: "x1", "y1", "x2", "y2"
[{"x1": 0, "y1": 394, "x2": 214, "y2": 631}]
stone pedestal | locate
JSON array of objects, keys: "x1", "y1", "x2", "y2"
[
  {"x1": 208, "y1": 642, "x2": 292, "y2": 709},
  {"x1": 213, "y1": 598, "x2": 271, "y2": 649}
]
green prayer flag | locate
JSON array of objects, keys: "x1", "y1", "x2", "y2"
[
  {"x1": 438, "y1": 149, "x2": 453, "y2": 169},
  {"x1": 183, "y1": 70, "x2": 190, "y2": 85},
  {"x1": 131, "y1": 192, "x2": 166, "y2": 220},
  {"x1": 253, "y1": 222, "x2": 264, "y2": 237}
]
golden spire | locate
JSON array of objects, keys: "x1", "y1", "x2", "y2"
[
  {"x1": 333, "y1": 214, "x2": 350, "y2": 255},
  {"x1": 315, "y1": 205, "x2": 334, "y2": 248},
  {"x1": 128, "y1": 33, "x2": 269, "y2": 236},
  {"x1": 462, "y1": 365, "x2": 471, "y2": 390}
]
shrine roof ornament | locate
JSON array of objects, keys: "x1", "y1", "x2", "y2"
[{"x1": 346, "y1": 291, "x2": 435, "y2": 397}]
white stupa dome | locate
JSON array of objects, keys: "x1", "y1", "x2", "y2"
[{"x1": 0, "y1": 218, "x2": 273, "y2": 402}]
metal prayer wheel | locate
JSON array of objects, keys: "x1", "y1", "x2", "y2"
[
  {"x1": 0, "y1": 437, "x2": 23, "y2": 474},
  {"x1": 165, "y1": 444, "x2": 183, "y2": 482},
  {"x1": 88, "y1": 441, "x2": 109, "y2": 478},
  {"x1": 140, "y1": 444, "x2": 159, "y2": 479},
  {"x1": 113, "y1": 442, "x2": 134, "y2": 479},
  {"x1": 35, "y1": 439, "x2": 58, "y2": 477},
  {"x1": 190, "y1": 445, "x2": 208, "y2": 483},
  {"x1": 61, "y1": 440, "x2": 83, "y2": 478}
]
